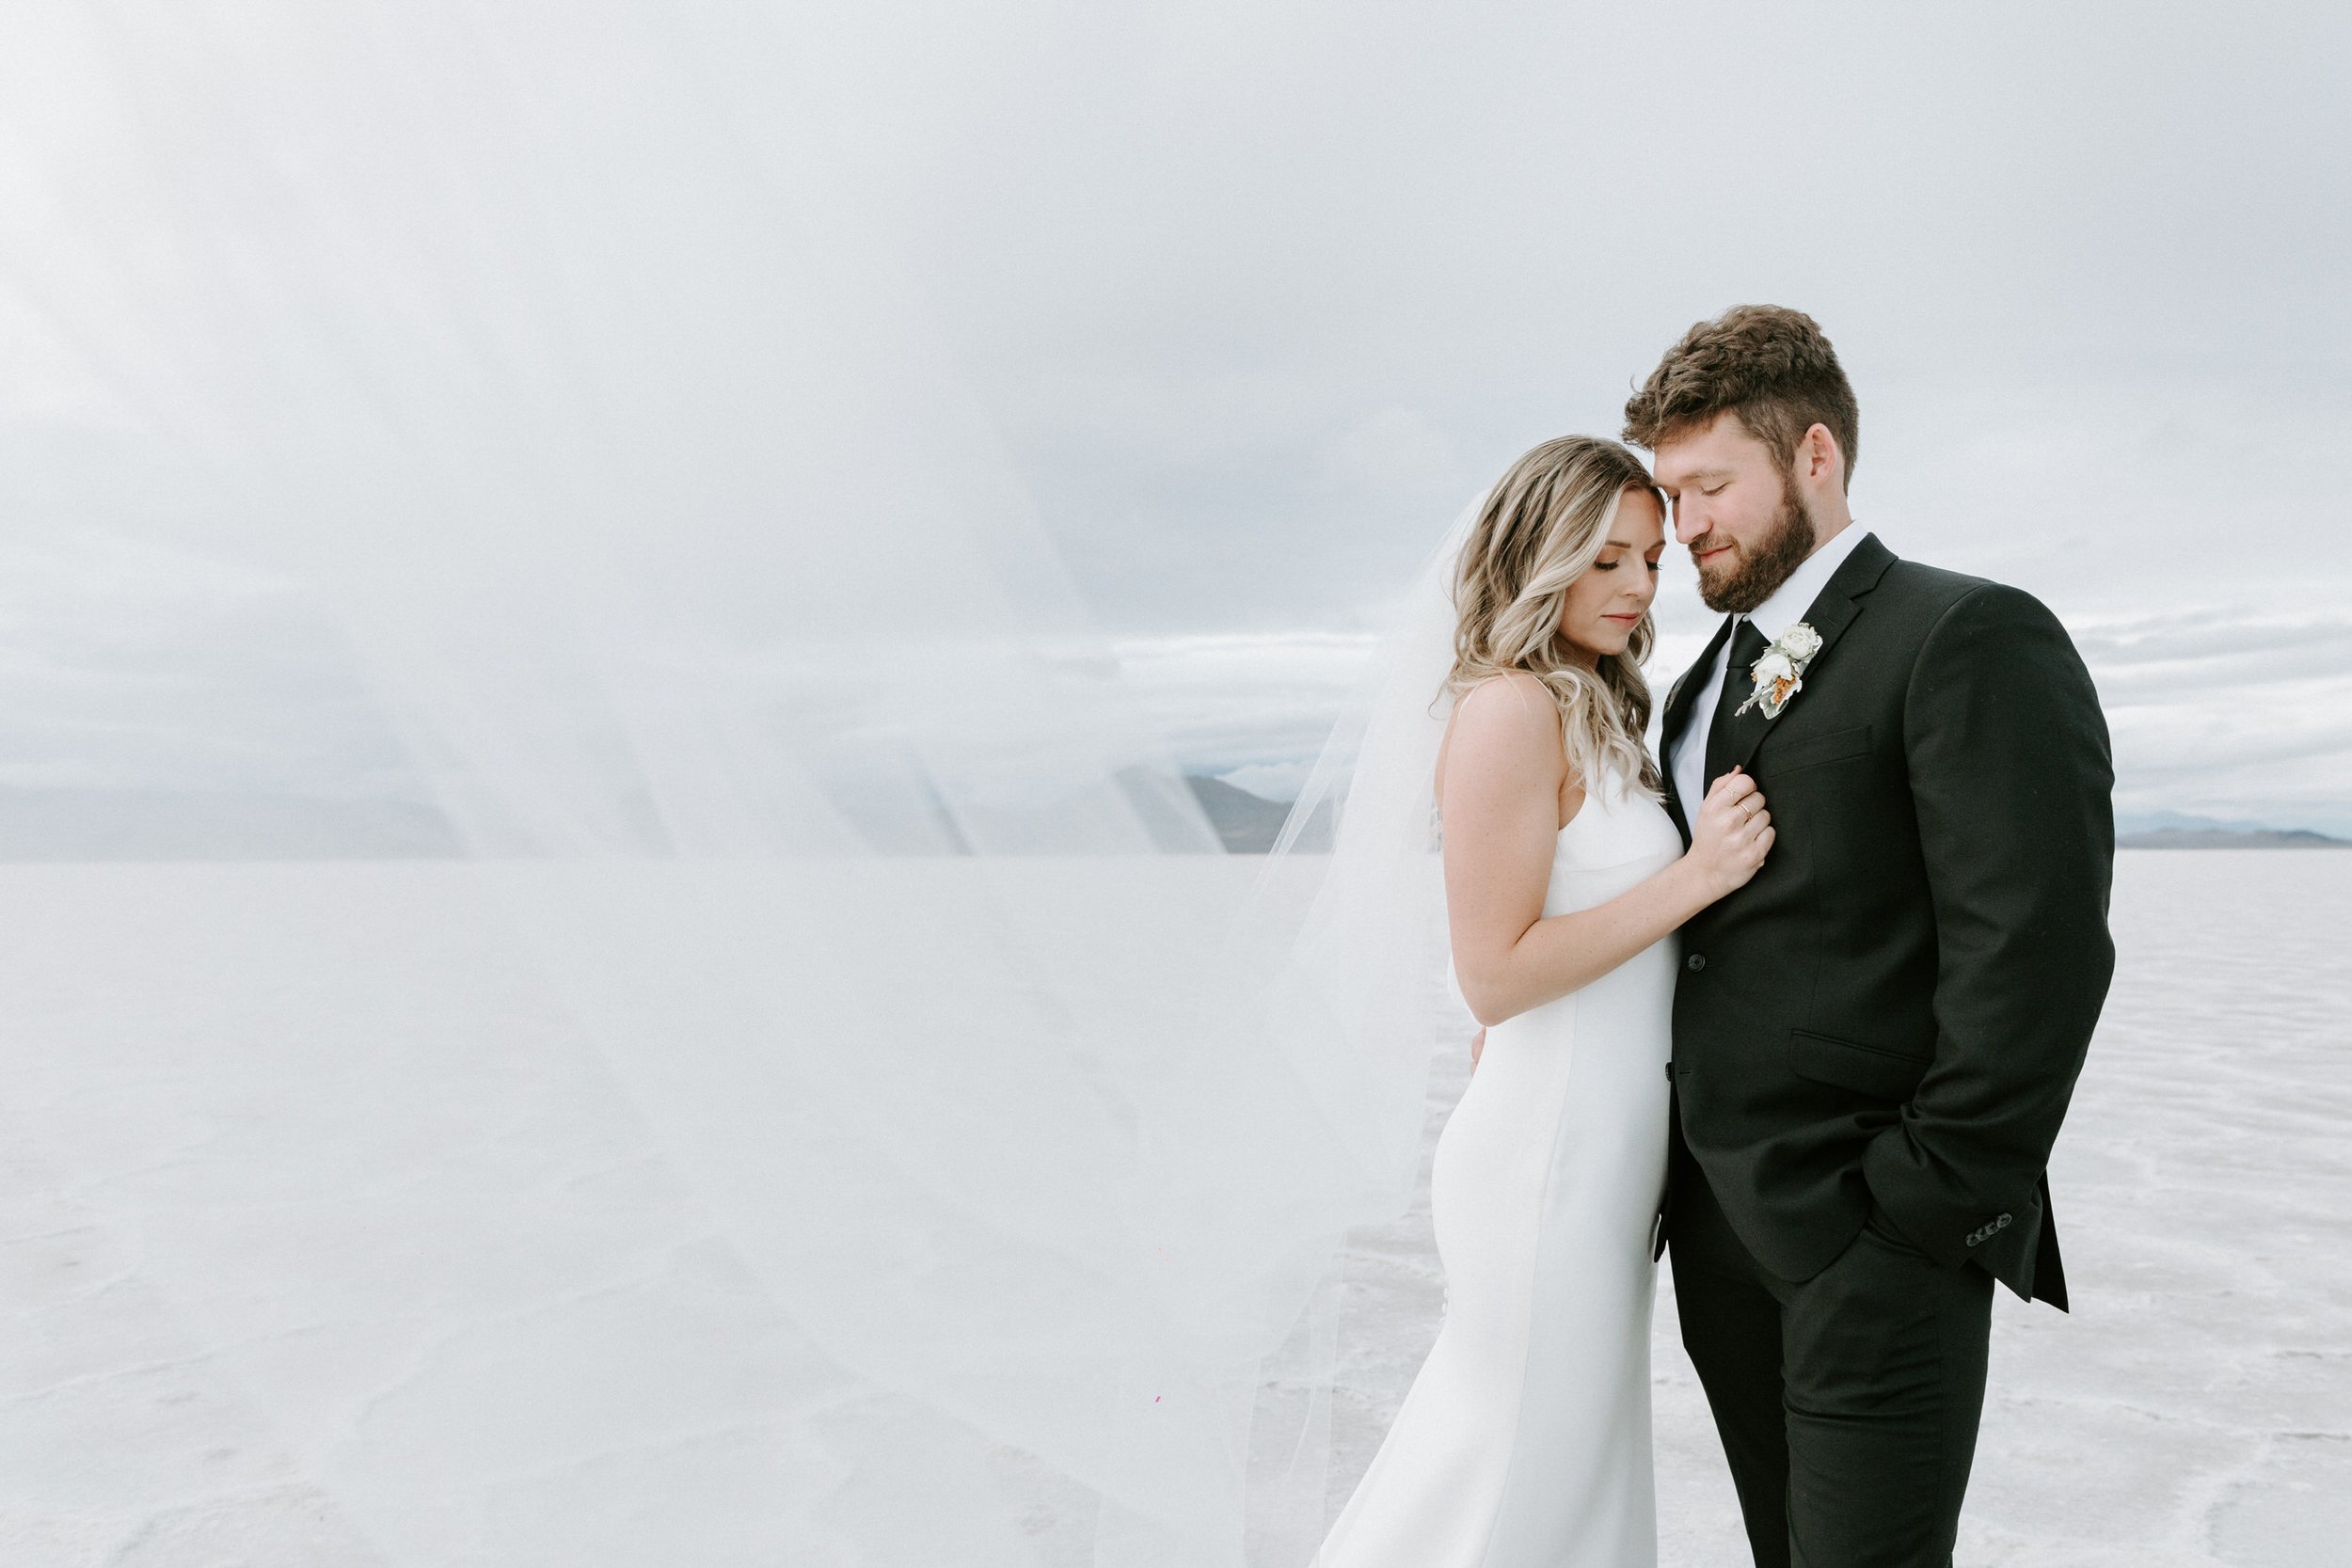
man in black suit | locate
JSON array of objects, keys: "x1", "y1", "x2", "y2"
[{"x1": 1624, "y1": 306, "x2": 2115, "y2": 1567}]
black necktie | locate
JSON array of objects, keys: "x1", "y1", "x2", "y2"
[{"x1": 1702, "y1": 618, "x2": 1771, "y2": 798}]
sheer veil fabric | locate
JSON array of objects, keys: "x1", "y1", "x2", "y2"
[
  {"x1": 1240, "y1": 496, "x2": 1479, "y2": 1560},
  {"x1": 0, "y1": 6, "x2": 1475, "y2": 1564}
]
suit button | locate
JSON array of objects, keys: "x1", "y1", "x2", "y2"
[
  {"x1": 1685, "y1": 954, "x2": 1707, "y2": 972},
  {"x1": 1963, "y1": 1212, "x2": 2016, "y2": 1247}
]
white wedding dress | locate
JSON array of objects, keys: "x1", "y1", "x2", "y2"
[{"x1": 1312, "y1": 766, "x2": 1683, "y2": 1568}]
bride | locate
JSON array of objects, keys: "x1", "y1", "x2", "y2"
[{"x1": 1311, "y1": 436, "x2": 1773, "y2": 1568}]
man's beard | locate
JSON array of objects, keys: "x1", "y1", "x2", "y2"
[{"x1": 1692, "y1": 473, "x2": 1816, "y2": 614}]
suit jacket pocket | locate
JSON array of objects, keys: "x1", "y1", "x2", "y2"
[
  {"x1": 1788, "y1": 1028, "x2": 1930, "y2": 1100},
  {"x1": 1766, "y1": 722, "x2": 1872, "y2": 774}
]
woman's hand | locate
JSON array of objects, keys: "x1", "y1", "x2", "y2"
[
  {"x1": 1685, "y1": 768, "x2": 1773, "y2": 900},
  {"x1": 1439, "y1": 678, "x2": 1779, "y2": 1025}
]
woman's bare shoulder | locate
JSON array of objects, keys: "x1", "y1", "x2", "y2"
[
  {"x1": 1451, "y1": 672, "x2": 1561, "y2": 740},
  {"x1": 1439, "y1": 673, "x2": 1565, "y2": 797}
]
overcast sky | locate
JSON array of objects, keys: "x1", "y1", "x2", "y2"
[
  {"x1": 1, "y1": 2, "x2": 2346, "y2": 835},
  {"x1": 898, "y1": 2, "x2": 2352, "y2": 827}
]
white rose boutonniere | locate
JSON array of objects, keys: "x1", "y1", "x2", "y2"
[{"x1": 1736, "y1": 621, "x2": 1822, "y2": 719}]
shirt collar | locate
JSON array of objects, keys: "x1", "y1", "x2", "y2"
[{"x1": 1740, "y1": 522, "x2": 1867, "y2": 640}]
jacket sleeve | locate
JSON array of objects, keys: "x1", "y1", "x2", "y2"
[{"x1": 1863, "y1": 582, "x2": 2115, "y2": 1271}]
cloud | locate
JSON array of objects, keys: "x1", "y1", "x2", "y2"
[
  {"x1": 1107, "y1": 595, "x2": 2352, "y2": 834},
  {"x1": 0, "y1": 530, "x2": 429, "y2": 804},
  {"x1": 896, "y1": 3, "x2": 2352, "y2": 639},
  {"x1": 1319, "y1": 408, "x2": 1458, "y2": 496},
  {"x1": 2073, "y1": 615, "x2": 2352, "y2": 670},
  {"x1": 0, "y1": 2, "x2": 2346, "y2": 842},
  {"x1": 1110, "y1": 629, "x2": 1380, "y2": 772}
]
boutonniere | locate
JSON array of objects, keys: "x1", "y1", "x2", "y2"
[{"x1": 1735, "y1": 621, "x2": 1823, "y2": 719}]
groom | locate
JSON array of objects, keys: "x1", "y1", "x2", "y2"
[{"x1": 1628, "y1": 307, "x2": 2115, "y2": 1566}]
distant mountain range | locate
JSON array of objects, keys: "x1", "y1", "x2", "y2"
[
  {"x1": 1185, "y1": 781, "x2": 2351, "y2": 855},
  {"x1": 2113, "y1": 811, "x2": 2349, "y2": 849},
  {"x1": 0, "y1": 783, "x2": 2339, "y2": 859},
  {"x1": 1184, "y1": 774, "x2": 1300, "y2": 854},
  {"x1": 2115, "y1": 825, "x2": 2349, "y2": 849}
]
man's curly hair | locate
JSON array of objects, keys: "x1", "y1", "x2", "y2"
[{"x1": 1622, "y1": 305, "x2": 1859, "y2": 492}]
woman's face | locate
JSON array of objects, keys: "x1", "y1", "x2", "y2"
[{"x1": 1555, "y1": 487, "x2": 1665, "y2": 664}]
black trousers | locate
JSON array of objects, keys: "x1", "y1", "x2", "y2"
[{"x1": 1666, "y1": 1146, "x2": 1994, "y2": 1567}]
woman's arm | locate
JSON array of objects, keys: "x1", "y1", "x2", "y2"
[{"x1": 1440, "y1": 674, "x2": 1772, "y2": 1029}]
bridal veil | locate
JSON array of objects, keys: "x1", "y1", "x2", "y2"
[{"x1": 0, "y1": 5, "x2": 1470, "y2": 1561}]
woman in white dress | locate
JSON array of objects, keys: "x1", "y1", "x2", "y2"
[{"x1": 1312, "y1": 436, "x2": 1775, "y2": 1568}]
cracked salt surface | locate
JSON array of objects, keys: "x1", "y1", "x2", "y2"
[
  {"x1": 0, "y1": 851, "x2": 2343, "y2": 1563},
  {"x1": 1312, "y1": 850, "x2": 2352, "y2": 1566},
  {"x1": 0, "y1": 865, "x2": 1024, "y2": 1566}
]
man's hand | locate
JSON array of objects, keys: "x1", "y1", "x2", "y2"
[{"x1": 1470, "y1": 1028, "x2": 1486, "y2": 1072}]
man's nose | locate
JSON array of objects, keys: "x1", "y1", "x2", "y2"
[{"x1": 1673, "y1": 503, "x2": 1708, "y2": 545}]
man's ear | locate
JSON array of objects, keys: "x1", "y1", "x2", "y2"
[{"x1": 1802, "y1": 422, "x2": 1842, "y2": 488}]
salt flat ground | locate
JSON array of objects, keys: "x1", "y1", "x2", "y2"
[
  {"x1": 1324, "y1": 850, "x2": 2352, "y2": 1566},
  {"x1": 0, "y1": 851, "x2": 2342, "y2": 1563}
]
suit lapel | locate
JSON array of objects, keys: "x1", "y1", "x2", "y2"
[
  {"x1": 1659, "y1": 615, "x2": 1735, "y2": 843},
  {"x1": 1725, "y1": 531, "x2": 1898, "y2": 777}
]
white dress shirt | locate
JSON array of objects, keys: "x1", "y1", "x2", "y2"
[{"x1": 1669, "y1": 523, "x2": 1871, "y2": 816}]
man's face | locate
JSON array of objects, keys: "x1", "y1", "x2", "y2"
[{"x1": 1651, "y1": 410, "x2": 1815, "y2": 614}]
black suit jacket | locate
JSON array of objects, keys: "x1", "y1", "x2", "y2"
[{"x1": 1659, "y1": 532, "x2": 2114, "y2": 1308}]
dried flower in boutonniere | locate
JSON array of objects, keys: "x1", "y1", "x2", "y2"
[{"x1": 1735, "y1": 621, "x2": 1823, "y2": 719}]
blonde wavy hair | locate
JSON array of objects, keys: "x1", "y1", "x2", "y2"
[{"x1": 1445, "y1": 436, "x2": 1665, "y2": 798}]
